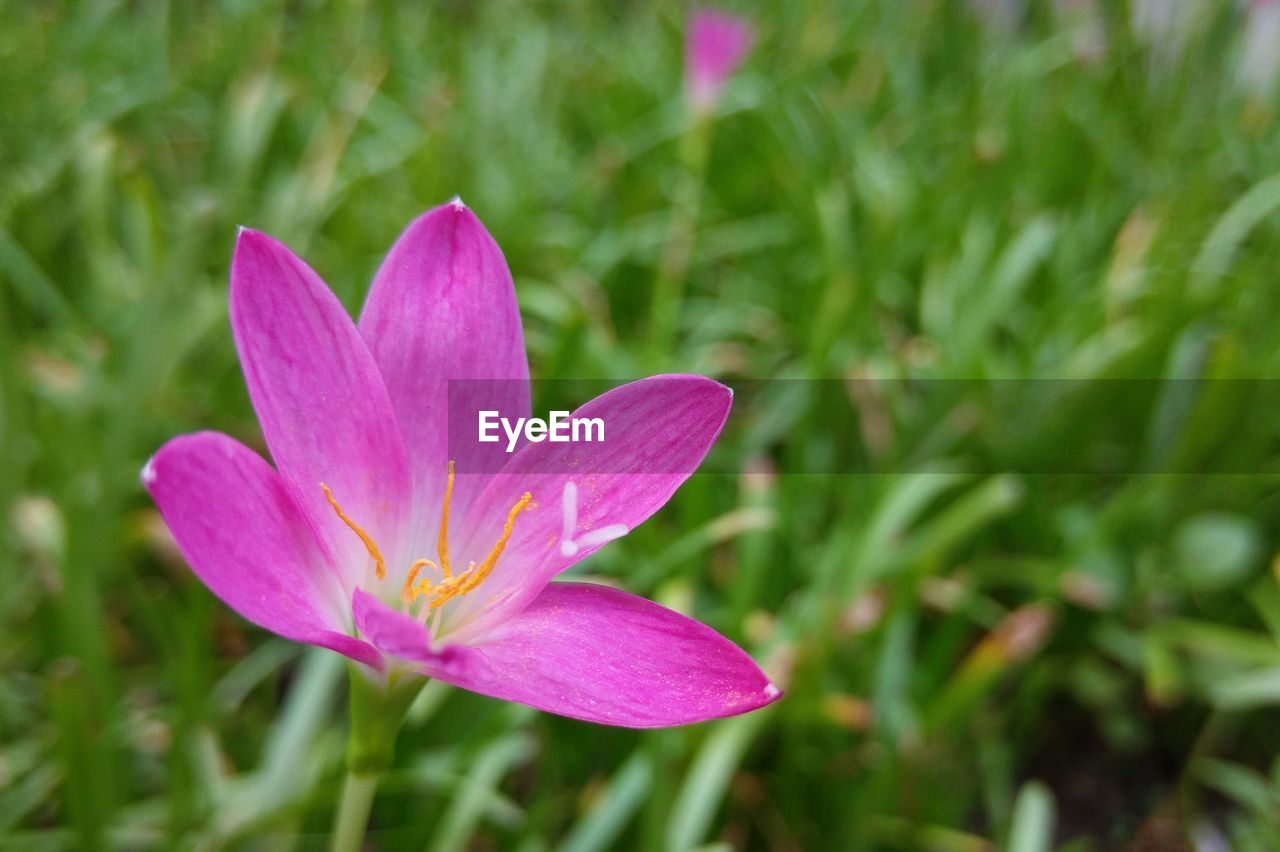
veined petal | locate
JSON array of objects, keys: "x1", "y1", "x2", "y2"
[
  {"x1": 143, "y1": 432, "x2": 382, "y2": 670},
  {"x1": 439, "y1": 583, "x2": 779, "y2": 727},
  {"x1": 230, "y1": 229, "x2": 412, "y2": 591},
  {"x1": 358, "y1": 201, "x2": 530, "y2": 530},
  {"x1": 351, "y1": 588, "x2": 473, "y2": 675},
  {"x1": 446, "y1": 375, "x2": 731, "y2": 640}
]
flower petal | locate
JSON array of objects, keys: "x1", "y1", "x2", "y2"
[
  {"x1": 446, "y1": 375, "x2": 731, "y2": 640},
  {"x1": 230, "y1": 229, "x2": 412, "y2": 591},
  {"x1": 438, "y1": 582, "x2": 779, "y2": 727},
  {"x1": 358, "y1": 201, "x2": 530, "y2": 530},
  {"x1": 351, "y1": 588, "x2": 476, "y2": 675},
  {"x1": 143, "y1": 432, "x2": 382, "y2": 669},
  {"x1": 686, "y1": 10, "x2": 754, "y2": 111}
]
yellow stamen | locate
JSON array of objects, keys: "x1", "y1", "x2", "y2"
[
  {"x1": 409, "y1": 568, "x2": 467, "y2": 606},
  {"x1": 401, "y1": 565, "x2": 420, "y2": 602},
  {"x1": 320, "y1": 483, "x2": 386, "y2": 580},
  {"x1": 457, "y1": 492, "x2": 534, "y2": 595},
  {"x1": 321, "y1": 462, "x2": 533, "y2": 614},
  {"x1": 401, "y1": 559, "x2": 436, "y2": 603},
  {"x1": 436, "y1": 460, "x2": 456, "y2": 579},
  {"x1": 409, "y1": 491, "x2": 534, "y2": 610}
]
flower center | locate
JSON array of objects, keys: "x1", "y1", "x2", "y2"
[{"x1": 320, "y1": 461, "x2": 533, "y2": 617}]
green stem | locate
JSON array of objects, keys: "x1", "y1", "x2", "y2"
[
  {"x1": 330, "y1": 771, "x2": 380, "y2": 852},
  {"x1": 646, "y1": 113, "x2": 712, "y2": 368},
  {"x1": 329, "y1": 666, "x2": 426, "y2": 851}
]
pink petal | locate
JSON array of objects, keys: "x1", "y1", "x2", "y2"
[
  {"x1": 444, "y1": 375, "x2": 732, "y2": 640},
  {"x1": 686, "y1": 9, "x2": 754, "y2": 111},
  {"x1": 440, "y1": 583, "x2": 779, "y2": 727},
  {"x1": 358, "y1": 201, "x2": 530, "y2": 529},
  {"x1": 143, "y1": 432, "x2": 382, "y2": 670},
  {"x1": 230, "y1": 229, "x2": 412, "y2": 592},
  {"x1": 351, "y1": 588, "x2": 470, "y2": 676}
]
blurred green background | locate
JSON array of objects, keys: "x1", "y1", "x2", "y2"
[{"x1": 5, "y1": 1, "x2": 1280, "y2": 849}]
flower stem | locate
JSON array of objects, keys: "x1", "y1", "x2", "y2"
[
  {"x1": 329, "y1": 666, "x2": 426, "y2": 851},
  {"x1": 646, "y1": 113, "x2": 712, "y2": 369},
  {"x1": 330, "y1": 771, "x2": 380, "y2": 852}
]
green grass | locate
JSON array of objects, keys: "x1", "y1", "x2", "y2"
[{"x1": 4, "y1": 0, "x2": 1280, "y2": 848}]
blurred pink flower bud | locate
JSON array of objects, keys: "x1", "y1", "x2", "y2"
[{"x1": 685, "y1": 9, "x2": 754, "y2": 113}]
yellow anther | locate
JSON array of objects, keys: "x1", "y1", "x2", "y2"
[
  {"x1": 457, "y1": 492, "x2": 533, "y2": 596},
  {"x1": 412, "y1": 561, "x2": 475, "y2": 609},
  {"x1": 321, "y1": 483, "x2": 386, "y2": 580},
  {"x1": 401, "y1": 559, "x2": 436, "y2": 603},
  {"x1": 401, "y1": 564, "x2": 420, "y2": 602},
  {"x1": 323, "y1": 463, "x2": 532, "y2": 615},
  {"x1": 407, "y1": 477, "x2": 534, "y2": 610},
  {"x1": 436, "y1": 460, "x2": 456, "y2": 579}
]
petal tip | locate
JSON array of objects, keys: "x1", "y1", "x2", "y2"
[
  {"x1": 402, "y1": 198, "x2": 492, "y2": 244},
  {"x1": 763, "y1": 682, "x2": 782, "y2": 701},
  {"x1": 702, "y1": 377, "x2": 734, "y2": 417},
  {"x1": 234, "y1": 225, "x2": 264, "y2": 246},
  {"x1": 140, "y1": 455, "x2": 158, "y2": 488},
  {"x1": 230, "y1": 227, "x2": 277, "y2": 276}
]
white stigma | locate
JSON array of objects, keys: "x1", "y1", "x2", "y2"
[{"x1": 559, "y1": 481, "x2": 629, "y2": 557}]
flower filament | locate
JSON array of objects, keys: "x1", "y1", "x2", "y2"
[{"x1": 321, "y1": 460, "x2": 533, "y2": 616}]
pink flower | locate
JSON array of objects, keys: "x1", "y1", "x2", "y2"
[
  {"x1": 685, "y1": 9, "x2": 754, "y2": 113},
  {"x1": 143, "y1": 201, "x2": 780, "y2": 727}
]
